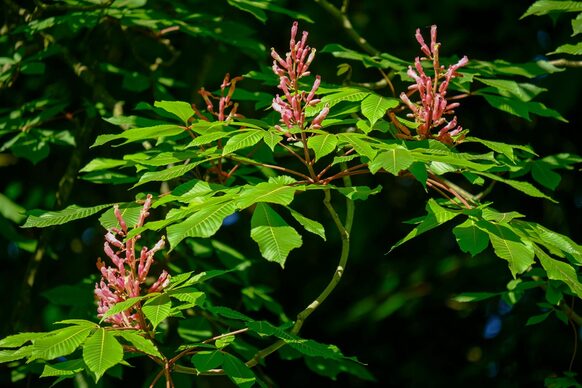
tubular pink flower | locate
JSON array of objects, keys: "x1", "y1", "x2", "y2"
[{"x1": 399, "y1": 25, "x2": 469, "y2": 144}]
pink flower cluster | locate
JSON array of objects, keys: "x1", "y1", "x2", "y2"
[
  {"x1": 198, "y1": 73, "x2": 243, "y2": 122},
  {"x1": 271, "y1": 21, "x2": 329, "y2": 133},
  {"x1": 94, "y1": 194, "x2": 169, "y2": 328},
  {"x1": 400, "y1": 25, "x2": 468, "y2": 144}
]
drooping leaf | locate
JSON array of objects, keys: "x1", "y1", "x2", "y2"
[
  {"x1": 476, "y1": 221, "x2": 535, "y2": 277},
  {"x1": 453, "y1": 218, "x2": 490, "y2": 256},
  {"x1": 476, "y1": 172, "x2": 556, "y2": 202},
  {"x1": 154, "y1": 101, "x2": 194, "y2": 124},
  {"x1": 250, "y1": 203, "x2": 302, "y2": 267},
  {"x1": 535, "y1": 246, "x2": 582, "y2": 298},
  {"x1": 0, "y1": 332, "x2": 46, "y2": 348},
  {"x1": 222, "y1": 129, "x2": 265, "y2": 155},
  {"x1": 531, "y1": 160, "x2": 561, "y2": 190},
  {"x1": 167, "y1": 200, "x2": 237, "y2": 248},
  {"x1": 133, "y1": 157, "x2": 218, "y2": 188},
  {"x1": 286, "y1": 207, "x2": 326, "y2": 240},
  {"x1": 23, "y1": 203, "x2": 112, "y2": 228},
  {"x1": 114, "y1": 331, "x2": 163, "y2": 359},
  {"x1": 41, "y1": 359, "x2": 85, "y2": 378},
  {"x1": 142, "y1": 294, "x2": 172, "y2": 329},
  {"x1": 481, "y1": 94, "x2": 567, "y2": 122},
  {"x1": 222, "y1": 353, "x2": 256, "y2": 388},
  {"x1": 526, "y1": 311, "x2": 552, "y2": 326},
  {"x1": 237, "y1": 182, "x2": 298, "y2": 209},
  {"x1": 167, "y1": 288, "x2": 205, "y2": 305},
  {"x1": 368, "y1": 146, "x2": 413, "y2": 175},
  {"x1": 82, "y1": 329, "x2": 123, "y2": 382},
  {"x1": 463, "y1": 137, "x2": 536, "y2": 162},
  {"x1": 0, "y1": 346, "x2": 33, "y2": 363},
  {"x1": 360, "y1": 94, "x2": 399, "y2": 127},
  {"x1": 307, "y1": 133, "x2": 338, "y2": 161}
]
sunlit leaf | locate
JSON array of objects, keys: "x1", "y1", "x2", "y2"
[{"x1": 82, "y1": 329, "x2": 123, "y2": 382}]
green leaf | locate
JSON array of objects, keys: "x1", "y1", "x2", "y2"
[
  {"x1": 23, "y1": 203, "x2": 112, "y2": 228},
  {"x1": 246, "y1": 320, "x2": 295, "y2": 340},
  {"x1": 521, "y1": 1, "x2": 582, "y2": 18},
  {"x1": 167, "y1": 200, "x2": 237, "y2": 248},
  {"x1": 476, "y1": 221, "x2": 535, "y2": 277},
  {"x1": 263, "y1": 130, "x2": 283, "y2": 151},
  {"x1": 187, "y1": 131, "x2": 230, "y2": 147},
  {"x1": 92, "y1": 125, "x2": 185, "y2": 147},
  {"x1": 222, "y1": 353, "x2": 256, "y2": 388},
  {"x1": 0, "y1": 346, "x2": 33, "y2": 363},
  {"x1": 100, "y1": 296, "x2": 148, "y2": 322},
  {"x1": 391, "y1": 199, "x2": 460, "y2": 251},
  {"x1": 452, "y1": 292, "x2": 500, "y2": 303},
  {"x1": 535, "y1": 246, "x2": 582, "y2": 298},
  {"x1": 215, "y1": 335, "x2": 235, "y2": 349},
  {"x1": 481, "y1": 94, "x2": 567, "y2": 122},
  {"x1": 80, "y1": 158, "x2": 128, "y2": 173},
  {"x1": 0, "y1": 332, "x2": 46, "y2": 348},
  {"x1": 368, "y1": 146, "x2": 413, "y2": 175},
  {"x1": 31, "y1": 326, "x2": 93, "y2": 361},
  {"x1": 154, "y1": 101, "x2": 194, "y2": 124},
  {"x1": 82, "y1": 329, "x2": 123, "y2": 382},
  {"x1": 476, "y1": 172, "x2": 556, "y2": 202},
  {"x1": 237, "y1": 182, "x2": 298, "y2": 209},
  {"x1": 337, "y1": 133, "x2": 377, "y2": 160},
  {"x1": 360, "y1": 94, "x2": 399, "y2": 127},
  {"x1": 286, "y1": 207, "x2": 326, "y2": 241},
  {"x1": 476, "y1": 78, "x2": 546, "y2": 102},
  {"x1": 222, "y1": 129, "x2": 265, "y2": 155},
  {"x1": 208, "y1": 306, "x2": 254, "y2": 322},
  {"x1": 526, "y1": 311, "x2": 552, "y2": 326},
  {"x1": 41, "y1": 359, "x2": 85, "y2": 377},
  {"x1": 453, "y1": 218, "x2": 490, "y2": 256},
  {"x1": 551, "y1": 42, "x2": 582, "y2": 55},
  {"x1": 307, "y1": 133, "x2": 338, "y2": 161},
  {"x1": 463, "y1": 137, "x2": 536, "y2": 162},
  {"x1": 288, "y1": 339, "x2": 344, "y2": 360},
  {"x1": 133, "y1": 157, "x2": 218, "y2": 188},
  {"x1": 167, "y1": 288, "x2": 205, "y2": 306},
  {"x1": 531, "y1": 160, "x2": 561, "y2": 190},
  {"x1": 250, "y1": 203, "x2": 302, "y2": 267},
  {"x1": 142, "y1": 294, "x2": 172, "y2": 329},
  {"x1": 114, "y1": 331, "x2": 163, "y2": 359},
  {"x1": 192, "y1": 351, "x2": 224, "y2": 372},
  {"x1": 305, "y1": 356, "x2": 375, "y2": 381},
  {"x1": 336, "y1": 185, "x2": 382, "y2": 201}
]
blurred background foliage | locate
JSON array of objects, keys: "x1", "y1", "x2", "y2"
[{"x1": 1, "y1": 0, "x2": 581, "y2": 386}]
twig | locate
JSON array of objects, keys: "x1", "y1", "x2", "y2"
[{"x1": 549, "y1": 59, "x2": 582, "y2": 68}]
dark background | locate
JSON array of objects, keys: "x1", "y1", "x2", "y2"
[{"x1": 1, "y1": 0, "x2": 580, "y2": 387}]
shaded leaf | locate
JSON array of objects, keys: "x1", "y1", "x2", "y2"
[
  {"x1": 192, "y1": 350, "x2": 224, "y2": 372},
  {"x1": 222, "y1": 353, "x2": 256, "y2": 388},
  {"x1": 453, "y1": 218, "x2": 489, "y2": 256},
  {"x1": 535, "y1": 246, "x2": 582, "y2": 298}
]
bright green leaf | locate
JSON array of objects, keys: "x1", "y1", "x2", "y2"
[
  {"x1": 154, "y1": 101, "x2": 194, "y2": 124},
  {"x1": 23, "y1": 203, "x2": 112, "y2": 228},
  {"x1": 453, "y1": 218, "x2": 490, "y2": 256},
  {"x1": 368, "y1": 146, "x2": 413, "y2": 175},
  {"x1": 237, "y1": 182, "x2": 298, "y2": 209},
  {"x1": 222, "y1": 129, "x2": 265, "y2": 155},
  {"x1": 360, "y1": 94, "x2": 399, "y2": 127},
  {"x1": 286, "y1": 207, "x2": 326, "y2": 240},
  {"x1": 307, "y1": 133, "x2": 338, "y2": 161},
  {"x1": 82, "y1": 329, "x2": 123, "y2": 382},
  {"x1": 222, "y1": 353, "x2": 256, "y2": 388},
  {"x1": 142, "y1": 294, "x2": 172, "y2": 329}
]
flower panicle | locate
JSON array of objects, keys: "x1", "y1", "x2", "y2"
[
  {"x1": 400, "y1": 25, "x2": 469, "y2": 144},
  {"x1": 197, "y1": 73, "x2": 243, "y2": 122},
  {"x1": 271, "y1": 21, "x2": 329, "y2": 135},
  {"x1": 94, "y1": 194, "x2": 170, "y2": 328}
]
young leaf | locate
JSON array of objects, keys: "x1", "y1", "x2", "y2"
[
  {"x1": 23, "y1": 203, "x2": 112, "y2": 228},
  {"x1": 167, "y1": 200, "x2": 237, "y2": 248},
  {"x1": 142, "y1": 294, "x2": 172, "y2": 329},
  {"x1": 307, "y1": 133, "x2": 338, "y2": 161},
  {"x1": 215, "y1": 335, "x2": 235, "y2": 349},
  {"x1": 154, "y1": 101, "x2": 194, "y2": 124},
  {"x1": 453, "y1": 218, "x2": 490, "y2": 256},
  {"x1": 31, "y1": 326, "x2": 94, "y2": 361},
  {"x1": 250, "y1": 203, "x2": 302, "y2": 267},
  {"x1": 192, "y1": 350, "x2": 224, "y2": 372},
  {"x1": 368, "y1": 146, "x2": 413, "y2": 175},
  {"x1": 100, "y1": 296, "x2": 148, "y2": 322},
  {"x1": 222, "y1": 353, "x2": 256, "y2": 388},
  {"x1": 237, "y1": 182, "x2": 298, "y2": 209},
  {"x1": 360, "y1": 94, "x2": 399, "y2": 127},
  {"x1": 82, "y1": 328, "x2": 123, "y2": 382},
  {"x1": 222, "y1": 129, "x2": 265, "y2": 155},
  {"x1": 286, "y1": 207, "x2": 326, "y2": 241}
]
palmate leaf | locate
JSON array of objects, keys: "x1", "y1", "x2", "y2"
[
  {"x1": 23, "y1": 203, "x2": 112, "y2": 228},
  {"x1": 154, "y1": 101, "x2": 194, "y2": 125},
  {"x1": 368, "y1": 146, "x2": 413, "y2": 175},
  {"x1": 142, "y1": 294, "x2": 172, "y2": 329},
  {"x1": 82, "y1": 329, "x2": 123, "y2": 382},
  {"x1": 307, "y1": 133, "x2": 338, "y2": 161},
  {"x1": 360, "y1": 94, "x2": 399, "y2": 127},
  {"x1": 92, "y1": 124, "x2": 185, "y2": 147},
  {"x1": 476, "y1": 221, "x2": 535, "y2": 277},
  {"x1": 453, "y1": 218, "x2": 490, "y2": 256},
  {"x1": 30, "y1": 326, "x2": 94, "y2": 361},
  {"x1": 535, "y1": 246, "x2": 582, "y2": 298},
  {"x1": 250, "y1": 203, "x2": 302, "y2": 267},
  {"x1": 222, "y1": 129, "x2": 265, "y2": 155},
  {"x1": 167, "y1": 200, "x2": 237, "y2": 248},
  {"x1": 237, "y1": 182, "x2": 298, "y2": 209}
]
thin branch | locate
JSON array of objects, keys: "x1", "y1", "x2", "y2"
[{"x1": 549, "y1": 59, "x2": 582, "y2": 68}]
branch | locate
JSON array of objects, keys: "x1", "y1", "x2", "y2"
[
  {"x1": 313, "y1": 0, "x2": 379, "y2": 56},
  {"x1": 548, "y1": 59, "x2": 582, "y2": 68}
]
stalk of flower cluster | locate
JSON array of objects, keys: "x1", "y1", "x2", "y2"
[
  {"x1": 271, "y1": 21, "x2": 329, "y2": 135},
  {"x1": 94, "y1": 194, "x2": 170, "y2": 328},
  {"x1": 198, "y1": 73, "x2": 243, "y2": 122},
  {"x1": 400, "y1": 25, "x2": 468, "y2": 144}
]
